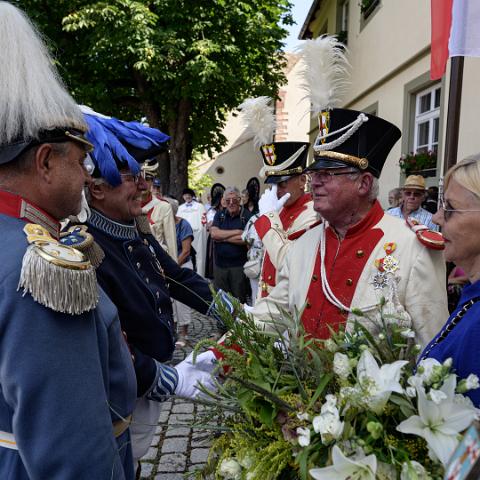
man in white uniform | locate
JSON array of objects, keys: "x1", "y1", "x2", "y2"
[{"x1": 250, "y1": 108, "x2": 448, "y2": 348}]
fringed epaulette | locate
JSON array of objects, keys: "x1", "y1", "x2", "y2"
[
  {"x1": 406, "y1": 218, "x2": 445, "y2": 250},
  {"x1": 136, "y1": 214, "x2": 153, "y2": 235},
  {"x1": 60, "y1": 225, "x2": 105, "y2": 268},
  {"x1": 18, "y1": 224, "x2": 98, "y2": 315}
]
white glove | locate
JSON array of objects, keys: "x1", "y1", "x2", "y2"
[
  {"x1": 258, "y1": 185, "x2": 290, "y2": 216},
  {"x1": 174, "y1": 351, "x2": 217, "y2": 398}
]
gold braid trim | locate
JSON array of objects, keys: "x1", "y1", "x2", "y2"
[
  {"x1": 265, "y1": 166, "x2": 303, "y2": 177},
  {"x1": 136, "y1": 215, "x2": 153, "y2": 235},
  {"x1": 314, "y1": 151, "x2": 369, "y2": 170}
]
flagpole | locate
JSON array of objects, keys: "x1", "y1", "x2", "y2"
[{"x1": 443, "y1": 56, "x2": 464, "y2": 173}]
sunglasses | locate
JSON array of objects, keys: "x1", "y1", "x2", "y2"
[{"x1": 225, "y1": 198, "x2": 240, "y2": 204}]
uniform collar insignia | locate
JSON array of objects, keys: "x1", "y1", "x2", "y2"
[
  {"x1": 88, "y1": 208, "x2": 139, "y2": 240},
  {"x1": 0, "y1": 189, "x2": 60, "y2": 239}
]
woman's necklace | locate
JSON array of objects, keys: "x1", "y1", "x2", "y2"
[{"x1": 420, "y1": 296, "x2": 480, "y2": 361}]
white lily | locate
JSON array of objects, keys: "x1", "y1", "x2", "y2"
[
  {"x1": 356, "y1": 349, "x2": 408, "y2": 413},
  {"x1": 310, "y1": 445, "x2": 377, "y2": 480},
  {"x1": 396, "y1": 374, "x2": 477, "y2": 465},
  {"x1": 296, "y1": 426, "x2": 311, "y2": 447},
  {"x1": 312, "y1": 395, "x2": 344, "y2": 443},
  {"x1": 333, "y1": 352, "x2": 352, "y2": 379}
]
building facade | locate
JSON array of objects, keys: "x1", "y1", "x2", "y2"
[{"x1": 300, "y1": 0, "x2": 480, "y2": 206}]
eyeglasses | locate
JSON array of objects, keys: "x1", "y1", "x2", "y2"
[
  {"x1": 225, "y1": 198, "x2": 240, "y2": 204},
  {"x1": 403, "y1": 190, "x2": 424, "y2": 198},
  {"x1": 439, "y1": 195, "x2": 480, "y2": 221},
  {"x1": 309, "y1": 169, "x2": 359, "y2": 182},
  {"x1": 119, "y1": 170, "x2": 146, "y2": 184}
]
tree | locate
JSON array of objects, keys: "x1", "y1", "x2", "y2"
[{"x1": 19, "y1": 0, "x2": 293, "y2": 198}]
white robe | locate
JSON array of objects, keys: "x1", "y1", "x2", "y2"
[{"x1": 177, "y1": 200, "x2": 207, "y2": 276}]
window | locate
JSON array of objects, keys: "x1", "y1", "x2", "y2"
[
  {"x1": 337, "y1": 1, "x2": 349, "y2": 44},
  {"x1": 361, "y1": 0, "x2": 380, "y2": 21},
  {"x1": 413, "y1": 85, "x2": 441, "y2": 154}
]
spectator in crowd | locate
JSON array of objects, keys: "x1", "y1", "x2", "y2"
[
  {"x1": 210, "y1": 187, "x2": 252, "y2": 303},
  {"x1": 178, "y1": 187, "x2": 207, "y2": 276},
  {"x1": 387, "y1": 187, "x2": 402, "y2": 209},
  {"x1": 170, "y1": 198, "x2": 194, "y2": 347},
  {"x1": 420, "y1": 154, "x2": 480, "y2": 407},
  {"x1": 141, "y1": 166, "x2": 177, "y2": 258},
  {"x1": 0, "y1": 3, "x2": 136, "y2": 478},
  {"x1": 241, "y1": 188, "x2": 259, "y2": 214},
  {"x1": 387, "y1": 175, "x2": 439, "y2": 231},
  {"x1": 205, "y1": 183, "x2": 225, "y2": 279},
  {"x1": 423, "y1": 186, "x2": 439, "y2": 214}
]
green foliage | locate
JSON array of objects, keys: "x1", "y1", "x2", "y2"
[
  {"x1": 399, "y1": 151, "x2": 437, "y2": 175},
  {"x1": 188, "y1": 150, "x2": 214, "y2": 199},
  {"x1": 18, "y1": 0, "x2": 293, "y2": 195}
]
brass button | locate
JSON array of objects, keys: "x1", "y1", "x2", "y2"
[
  {"x1": 267, "y1": 275, "x2": 272, "y2": 281},
  {"x1": 128, "y1": 246, "x2": 133, "y2": 252},
  {"x1": 158, "y1": 307, "x2": 162, "y2": 314},
  {"x1": 136, "y1": 262, "x2": 141, "y2": 268},
  {"x1": 356, "y1": 250, "x2": 364, "y2": 258},
  {"x1": 312, "y1": 274, "x2": 318, "y2": 282},
  {"x1": 145, "y1": 277, "x2": 150, "y2": 284},
  {"x1": 156, "y1": 291, "x2": 160, "y2": 299},
  {"x1": 346, "y1": 278, "x2": 353, "y2": 286}
]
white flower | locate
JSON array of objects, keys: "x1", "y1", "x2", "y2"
[
  {"x1": 357, "y1": 349, "x2": 408, "y2": 414},
  {"x1": 400, "y1": 461, "x2": 430, "y2": 480},
  {"x1": 406, "y1": 386, "x2": 417, "y2": 398},
  {"x1": 297, "y1": 427, "x2": 311, "y2": 447},
  {"x1": 428, "y1": 389, "x2": 447, "y2": 404},
  {"x1": 246, "y1": 473, "x2": 254, "y2": 480},
  {"x1": 416, "y1": 358, "x2": 442, "y2": 383},
  {"x1": 312, "y1": 397, "x2": 344, "y2": 443},
  {"x1": 297, "y1": 412, "x2": 310, "y2": 421},
  {"x1": 466, "y1": 374, "x2": 480, "y2": 390},
  {"x1": 310, "y1": 445, "x2": 377, "y2": 480},
  {"x1": 443, "y1": 358, "x2": 453, "y2": 368},
  {"x1": 333, "y1": 352, "x2": 352, "y2": 379},
  {"x1": 400, "y1": 328, "x2": 416, "y2": 338},
  {"x1": 219, "y1": 458, "x2": 242, "y2": 479},
  {"x1": 396, "y1": 375, "x2": 477, "y2": 465},
  {"x1": 325, "y1": 338, "x2": 338, "y2": 352}
]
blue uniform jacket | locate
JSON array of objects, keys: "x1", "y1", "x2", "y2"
[
  {"x1": 421, "y1": 280, "x2": 480, "y2": 407},
  {"x1": 0, "y1": 214, "x2": 137, "y2": 479},
  {"x1": 87, "y1": 210, "x2": 213, "y2": 395}
]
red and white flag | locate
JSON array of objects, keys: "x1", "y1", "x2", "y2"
[{"x1": 430, "y1": 0, "x2": 480, "y2": 80}]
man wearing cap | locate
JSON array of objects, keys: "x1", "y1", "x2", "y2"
[
  {"x1": 387, "y1": 175, "x2": 438, "y2": 231},
  {"x1": 140, "y1": 165, "x2": 177, "y2": 258},
  {"x1": 178, "y1": 187, "x2": 207, "y2": 275},
  {"x1": 253, "y1": 141, "x2": 319, "y2": 299},
  {"x1": 79, "y1": 108, "x2": 221, "y2": 468},
  {"x1": 0, "y1": 3, "x2": 136, "y2": 479},
  {"x1": 249, "y1": 109, "x2": 448, "y2": 348}
]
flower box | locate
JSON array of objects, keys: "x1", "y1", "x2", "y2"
[{"x1": 399, "y1": 151, "x2": 438, "y2": 178}]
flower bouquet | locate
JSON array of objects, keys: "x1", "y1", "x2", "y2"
[{"x1": 193, "y1": 299, "x2": 479, "y2": 479}]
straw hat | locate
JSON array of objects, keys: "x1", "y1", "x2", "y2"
[{"x1": 402, "y1": 175, "x2": 426, "y2": 191}]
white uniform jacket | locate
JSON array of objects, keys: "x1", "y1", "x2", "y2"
[
  {"x1": 254, "y1": 193, "x2": 319, "y2": 298},
  {"x1": 251, "y1": 201, "x2": 448, "y2": 348},
  {"x1": 142, "y1": 197, "x2": 177, "y2": 259}
]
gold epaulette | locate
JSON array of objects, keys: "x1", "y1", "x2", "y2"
[
  {"x1": 60, "y1": 224, "x2": 105, "y2": 268},
  {"x1": 19, "y1": 224, "x2": 98, "y2": 315}
]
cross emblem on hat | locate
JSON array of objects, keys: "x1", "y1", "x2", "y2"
[{"x1": 262, "y1": 144, "x2": 277, "y2": 166}]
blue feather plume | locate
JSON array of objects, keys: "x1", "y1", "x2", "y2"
[{"x1": 81, "y1": 106, "x2": 169, "y2": 186}]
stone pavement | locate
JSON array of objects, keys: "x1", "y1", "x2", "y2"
[{"x1": 138, "y1": 310, "x2": 219, "y2": 479}]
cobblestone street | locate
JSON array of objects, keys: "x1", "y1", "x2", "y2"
[{"x1": 138, "y1": 311, "x2": 218, "y2": 479}]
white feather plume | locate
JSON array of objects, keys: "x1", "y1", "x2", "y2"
[
  {"x1": 237, "y1": 96, "x2": 276, "y2": 149},
  {"x1": 296, "y1": 36, "x2": 350, "y2": 116}
]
